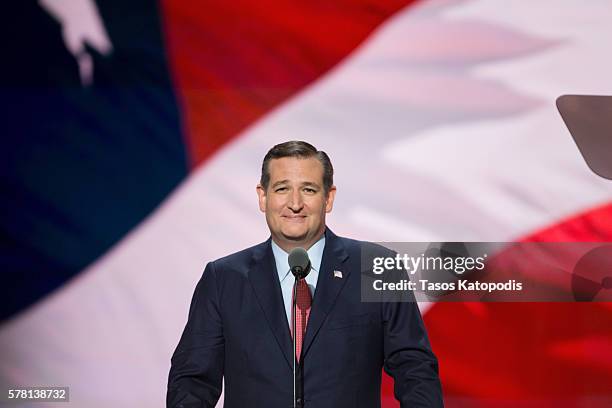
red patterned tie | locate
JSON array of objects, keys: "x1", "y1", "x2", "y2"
[{"x1": 292, "y1": 278, "x2": 312, "y2": 362}]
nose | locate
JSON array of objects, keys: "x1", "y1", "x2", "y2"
[{"x1": 287, "y1": 189, "x2": 304, "y2": 212}]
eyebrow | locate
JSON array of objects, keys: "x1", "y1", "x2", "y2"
[
  {"x1": 271, "y1": 180, "x2": 289, "y2": 189},
  {"x1": 271, "y1": 180, "x2": 321, "y2": 189}
]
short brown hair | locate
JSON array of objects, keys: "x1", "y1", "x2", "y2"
[{"x1": 260, "y1": 141, "x2": 334, "y2": 194}]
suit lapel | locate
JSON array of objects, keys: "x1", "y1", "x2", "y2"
[
  {"x1": 302, "y1": 229, "x2": 350, "y2": 358},
  {"x1": 248, "y1": 240, "x2": 294, "y2": 370}
]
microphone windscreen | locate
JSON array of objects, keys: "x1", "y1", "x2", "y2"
[{"x1": 288, "y1": 247, "x2": 310, "y2": 278}]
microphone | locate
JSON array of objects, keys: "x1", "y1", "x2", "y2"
[
  {"x1": 287, "y1": 247, "x2": 310, "y2": 408},
  {"x1": 288, "y1": 247, "x2": 311, "y2": 279}
]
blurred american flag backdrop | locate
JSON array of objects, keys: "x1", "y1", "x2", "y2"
[{"x1": 1, "y1": 0, "x2": 612, "y2": 406}]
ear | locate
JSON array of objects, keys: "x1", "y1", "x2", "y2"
[
  {"x1": 256, "y1": 184, "x2": 267, "y2": 213},
  {"x1": 325, "y1": 186, "x2": 336, "y2": 213}
]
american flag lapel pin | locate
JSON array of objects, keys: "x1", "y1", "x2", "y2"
[{"x1": 333, "y1": 270, "x2": 343, "y2": 279}]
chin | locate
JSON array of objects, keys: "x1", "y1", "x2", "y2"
[{"x1": 280, "y1": 229, "x2": 309, "y2": 242}]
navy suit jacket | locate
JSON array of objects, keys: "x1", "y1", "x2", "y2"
[{"x1": 167, "y1": 229, "x2": 443, "y2": 407}]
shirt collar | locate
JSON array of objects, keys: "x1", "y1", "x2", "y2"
[{"x1": 271, "y1": 235, "x2": 326, "y2": 282}]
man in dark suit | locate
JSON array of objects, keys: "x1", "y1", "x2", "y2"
[{"x1": 167, "y1": 141, "x2": 443, "y2": 407}]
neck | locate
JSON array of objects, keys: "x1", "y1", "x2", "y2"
[{"x1": 273, "y1": 231, "x2": 325, "y2": 253}]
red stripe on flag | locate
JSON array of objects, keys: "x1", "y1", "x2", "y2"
[
  {"x1": 422, "y1": 202, "x2": 612, "y2": 406},
  {"x1": 160, "y1": 0, "x2": 415, "y2": 166}
]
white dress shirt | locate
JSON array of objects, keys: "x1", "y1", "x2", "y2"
[{"x1": 271, "y1": 235, "x2": 325, "y2": 327}]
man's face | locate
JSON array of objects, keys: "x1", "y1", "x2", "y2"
[{"x1": 257, "y1": 156, "x2": 336, "y2": 252}]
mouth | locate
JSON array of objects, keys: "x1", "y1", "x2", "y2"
[{"x1": 282, "y1": 215, "x2": 307, "y2": 222}]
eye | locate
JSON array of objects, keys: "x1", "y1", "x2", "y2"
[
  {"x1": 303, "y1": 187, "x2": 317, "y2": 194},
  {"x1": 275, "y1": 187, "x2": 287, "y2": 193}
]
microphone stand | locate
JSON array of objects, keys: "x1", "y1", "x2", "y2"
[
  {"x1": 292, "y1": 276, "x2": 299, "y2": 408},
  {"x1": 288, "y1": 251, "x2": 309, "y2": 408}
]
